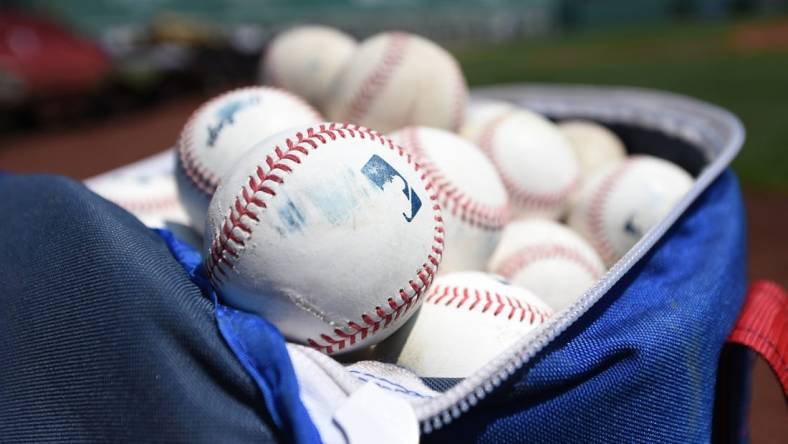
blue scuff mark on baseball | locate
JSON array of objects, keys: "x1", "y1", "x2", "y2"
[
  {"x1": 277, "y1": 199, "x2": 306, "y2": 233},
  {"x1": 304, "y1": 168, "x2": 368, "y2": 226},
  {"x1": 361, "y1": 154, "x2": 421, "y2": 222},
  {"x1": 206, "y1": 96, "x2": 261, "y2": 147}
]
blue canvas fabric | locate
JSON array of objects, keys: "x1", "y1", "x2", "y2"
[
  {"x1": 425, "y1": 169, "x2": 748, "y2": 443},
  {"x1": 0, "y1": 175, "x2": 282, "y2": 443}
]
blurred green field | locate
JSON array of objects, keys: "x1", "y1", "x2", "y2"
[{"x1": 454, "y1": 19, "x2": 788, "y2": 191}]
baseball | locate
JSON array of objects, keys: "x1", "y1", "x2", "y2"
[
  {"x1": 462, "y1": 108, "x2": 580, "y2": 219},
  {"x1": 487, "y1": 219, "x2": 606, "y2": 310},
  {"x1": 204, "y1": 122, "x2": 444, "y2": 354},
  {"x1": 376, "y1": 272, "x2": 552, "y2": 378},
  {"x1": 558, "y1": 120, "x2": 626, "y2": 177},
  {"x1": 325, "y1": 32, "x2": 468, "y2": 134},
  {"x1": 464, "y1": 99, "x2": 514, "y2": 128},
  {"x1": 88, "y1": 172, "x2": 188, "y2": 228},
  {"x1": 568, "y1": 155, "x2": 694, "y2": 266},
  {"x1": 261, "y1": 25, "x2": 357, "y2": 112},
  {"x1": 176, "y1": 86, "x2": 322, "y2": 233},
  {"x1": 388, "y1": 126, "x2": 509, "y2": 273}
]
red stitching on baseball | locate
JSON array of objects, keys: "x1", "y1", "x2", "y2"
[
  {"x1": 587, "y1": 157, "x2": 639, "y2": 264},
  {"x1": 177, "y1": 86, "x2": 322, "y2": 199},
  {"x1": 346, "y1": 33, "x2": 409, "y2": 124},
  {"x1": 476, "y1": 111, "x2": 578, "y2": 210},
  {"x1": 403, "y1": 127, "x2": 510, "y2": 230},
  {"x1": 203, "y1": 122, "x2": 444, "y2": 354},
  {"x1": 107, "y1": 194, "x2": 181, "y2": 214},
  {"x1": 425, "y1": 283, "x2": 551, "y2": 325},
  {"x1": 493, "y1": 244, "x2": 605, "y2": 282}
]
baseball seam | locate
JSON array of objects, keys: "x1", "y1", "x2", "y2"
[
  {"x1": 345, "y1": 33, "x2": 409, "y2": 124},
  {"x1": 177, "y1": 86, "x2": 323, "y2": 199},
  {"x1": 403, "y1": 127, "x2": 510, "y2": 230},
  {"x1": 109, "y1": 194, "x2": 181, "y2": 214},
  {"x1": 426, "y1": 284, "x2": 551, "y2": 325},
  {"x1": 204, "y1": 123, "x2": 445, "y2": 354},
  {"x1": 477, "y1": 112, "x2": 578, "y2": 210},
  {"x1": 493, "y1": 244, "x2": 605, "y2": 282},
  {"x1": 587, "y1": 157, "x2": 638, "y2": 265}
]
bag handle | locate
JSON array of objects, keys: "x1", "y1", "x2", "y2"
[{"x1": 727, "y1": 280, "x2": 787, "y2": 396}]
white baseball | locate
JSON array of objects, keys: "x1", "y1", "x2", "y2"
[
  {"x1": 261, "y1": 25, "x2": 357, "y2": 112},
  {"x1": 88, "y1": 173, "x2": 188, "y2": 228},
  {"x1": 558, "y1": 120, "x2": 626, "y2": 177},
  {"x1": 487, "y1": 219, "x2": 606, "y2": 310},
  {"x1": 325, "y1": 32, "x2": 468, "y2": 134},
  {"x1": 464, "y1": 99, "x2": 514, "y2": 128},
  {"x1": 568, "y1": 155, "x2": 694, "y2": 266},
  {"x1": 176, "y1": 86, "x2": 322, "y2": 233},
  {"x1": 205, "y1": 123, "x2": 444, "y2": 354},
  {"x1": 377, "y1": 272, "x2": 552, "y2": 378},
  {"x1": 462, "y1": 108, "x2": 580, "y2": 220},
  {"x1": 388, "y1": 126, "x2": 509, "y2": 273}
]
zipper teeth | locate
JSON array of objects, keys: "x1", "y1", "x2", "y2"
[{"x1": 414, "y1": 86, "x2": 744, "y2": 434}]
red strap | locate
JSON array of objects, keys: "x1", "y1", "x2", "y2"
[{"x1": 727, "y1": 280, "x2": 788, "y2": 396}]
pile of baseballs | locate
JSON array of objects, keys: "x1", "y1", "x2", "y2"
[{"x1": 172, "y1": 25, "x2": 694, "y2": 378}]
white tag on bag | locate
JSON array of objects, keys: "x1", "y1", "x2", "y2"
[{"x1": 334, "y1": 383, "x2": 420, "y2": 444}]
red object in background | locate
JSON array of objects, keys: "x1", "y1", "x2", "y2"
[
  {"x1": 0, "y1": 10, "x2": 110, "y2": 103},
  {"x1": 728, "y1": 280, "x2": 788, "y2": 396}
]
